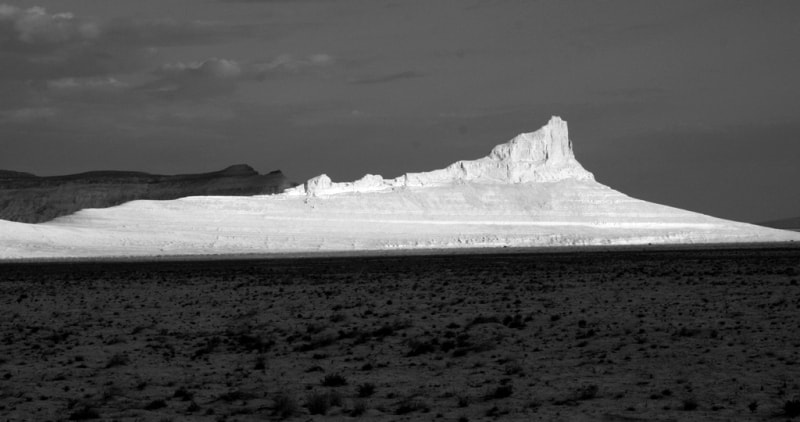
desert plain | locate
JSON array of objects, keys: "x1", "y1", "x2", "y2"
[{"x1": 1, "y1": 246, "x2": 799, "y2": 421}]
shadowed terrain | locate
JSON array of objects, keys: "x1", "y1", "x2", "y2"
[
  {"x1": 1, "y1": 248, "x2": 799, "y2": 421},
  {"x1": 0, "y1": 165, "x2": 295, "y2": 224}
]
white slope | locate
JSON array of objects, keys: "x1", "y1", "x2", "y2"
[{"x1": 1, "y1": 116, "x2": 797, "y2": 259}]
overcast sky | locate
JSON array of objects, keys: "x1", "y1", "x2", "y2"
[{"x1": 1, "y1": 0, "x2": 798, "y2": 223}]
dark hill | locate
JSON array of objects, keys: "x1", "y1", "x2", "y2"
[{"x1": 0, "y1": 165, "x2": 296, "y2": 223}]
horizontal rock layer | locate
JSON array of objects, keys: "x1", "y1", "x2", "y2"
[{"x1": 0, "y1": 117, "x2": 797, "y2": 259}]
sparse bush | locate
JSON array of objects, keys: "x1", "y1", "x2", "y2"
[
  {"x1": 467, "y1": 315, "x2": 500, "y2": 327},
  {"x1": 321, "y1": 373, "x2": 347, "y2": 387},
  {"x1": 228, "y1": 330, "x2": 274, "y2": 353},
  {"x1": 305, "y1": 391, "x2": 342, "y2": 415},
  {"x1": 105, "y1": 353, "x2": 129, "y2": 368},
  {"x1": 504, "y1": 362, "x2": 524, "y2": 376},
  {"x1": 502, "y1": 314, "x2": 526, "y2": 329},
  {"x1": 173, "y1": 386, "x2": 193, "y2": 401},
  {"x1": 395, "y1": 397, "x2": 429, "y2": 414},
  {"x1": 217, "y1": 390, "x2": 255, "y2": 402},
  {"x1": 682, "y1": 398, "x2": 698, "y2": 411},
  {"x1": 192, "y1": 337, "x2": 221, "y2": 359},
  {"x1": 350, "y1": 399, "x2": 367, "y2": 416},
  {"x1": 254, "y1": 355, "x2": 266, "y2": 370},
  {"x1": 329, "y1": 313, "x2": 347, "y2": 323},
  {"x1": 296, "y1": 333, "x2": 337, "y2": 352},
  {"x1": 576, "y1": 384, "x2": 598, "y2": 400},
  {"x1": 273, "y1": 392, "x2": 299, "y2": 419},
  {"x1": 784, "y1": 399, "x2": 800, "y2": 417},
  {"x1": 306, "y1": 392, "x2": 331, "y2": 415},
  {"x1": 406, "y1": 339, "x2": 437, "y2": 357},
  {"x1": 144, "y1": 399, "x2": 167, "y2": 410},
  {"x1": 68, "y1": 404, "x2": 100, "y2": 420},
  {"x1": 357, "y1": 383, "x2": 375, "y2": 397},
  {"x1": 486, "y1": 385, "x2": 513, "y2": 400}
]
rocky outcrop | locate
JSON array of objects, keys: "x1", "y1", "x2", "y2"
[
  {"x1": 287, "y1": 116, "x2": 593, "y2": 196},
  {"x1": 1, "y1": 115, "x2": 798, "y2": 260},
  {"x1": 0, "y1": 165, "x2": 295, "y2": 223}
]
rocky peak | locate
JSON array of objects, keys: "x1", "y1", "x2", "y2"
[
  {"x1": 490, "y1": 116, "x2": 573, "y2": 164},
  {"x1": 288, "y1": 116, "x2": 594, "y2": 197}
]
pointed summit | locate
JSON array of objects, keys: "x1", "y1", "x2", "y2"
[
  {"x1": 288, "y1": 116, "x2": 594, "y2": 196},
  {"x1": 491, "y1": 116, "x2": 574, "y2": 164}
]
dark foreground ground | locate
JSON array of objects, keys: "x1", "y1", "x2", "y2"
[{"x1": 1, "y1": 248, "x2": 799, "y2": 421}]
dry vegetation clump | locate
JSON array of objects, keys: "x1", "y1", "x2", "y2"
[{"x1": 0, "y1": 247, "x2": 798, "y2": 420}]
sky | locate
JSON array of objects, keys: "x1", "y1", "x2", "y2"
[{"x1": 0, "y1": 0, "x2": 798, "y2": 223}]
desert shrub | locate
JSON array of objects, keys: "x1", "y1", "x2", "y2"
[
  {"x1": 357, "y1": 382, "x2": 375, "y2": 397},
  {"x1": 105, "y1": 353, "x2": 129, "y2": 368},
  {"x1": 350, "y1": 399, "x2": 367, "y2": 416},
  {"x1": 306, "y1": 392, "x2": 331, "y2": 415},
  {"x1": 101, "y1": 384, "x2": 122, "y2": 401},
  {"x1": 329, "y1": 313, "x2": 347, "y2": 323},
  {"x1": 273, "y1": 392, "x2": 299, "y2": 419},
  {"x1": 328, "y1": 390, "x2": 343, "y2": 407},
  {"x1": 321, "y1": 373, "x2": 347, "y2": 387},
  {"x1": 217, "y1": 390, "x2": 255, "y2": 402},
  {"x1": 486, "y1": 385, "x2": 513, "y2": 400},
  {"x1": 440, "y1": 340, "x2": 456, "y2": 352},
  {"x1": 254, "y1": 355, "x2": 266, "y2": 370},
  {"x1": 144, "y1": 399, "x2": 166, "y2": 410},
  {"x1": 784, "y1": 399, "x2": 800, "y2": 417},
  {"x1": 305, "y1": 391, "x2": 341, "y2": 415},
  {"x1": 682, "y1": 398, "x2": 698, "y2": 411},
  {"x1": 504, "y1": 362, "x2": 524, "y2": 376},
  {"x1": 576, "y1": 384, "x2": 598, "y2": 400},
  {"x1": 467, "y1": 315, "x2": 500, "y2": 327},
  {"x1": 502, "y1": 314, "x2": 526, "y2": 329},
  {"x1": 676, "y1": 327, "x2": 701, "y2": 337},
  {"x1": 68, "y1": 404, "x2": 100, "y2": 420},
  {"x1": 173, "y1": 386, "x2": 193, "y2": 401},
  {"x1": 406, "y1": 339, "x2": 438, "y2": 357},
  {"x1": 395, "y1": 397, "x2": 429, "y2": 414},
  {"x1": 192, "y1": 336, "x2": 221, "y2": 359},
  {"x1": 296, "y1": 333, "x2": 337, "y2": 352},
  {"x1": 229, "y1": 332, "x2": 274, "y2": 353}
]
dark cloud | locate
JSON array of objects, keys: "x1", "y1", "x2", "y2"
[
  {"x1": 101, "y1": 17, "x2": 250, "y2": 48},
  {"x1": 140, "y1": 54, "x2": 333, "y2": 99},
  {"x1": 0, "y1": 4, "x2": 251, "y2": 81},
  {"x1": 351, "y1": 70, "x2": 424, "y2": 85},
  {"x1": 0, "y1": 5, "x2": 98, "y2": 52},
  {"x1": 142, "y1": 58, "x2": 243, "y2": 99}
]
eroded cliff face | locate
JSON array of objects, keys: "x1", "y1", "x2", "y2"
[
  {"x1": 288, "y1": 116, "x2": 593, "y2": 197},
  {"x1": 0, "y1": 165, "x2": 295, "y2": 223},
  {"x1": 1, "y1": 116, "x2": 797, "y2": 259}
]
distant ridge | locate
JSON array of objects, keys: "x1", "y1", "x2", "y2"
[{"x1": 0, "y1": 165, "x2": 295, "y2": 223}]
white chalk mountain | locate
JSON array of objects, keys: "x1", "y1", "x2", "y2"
[{"x1": 1, "y1": 116, "x2": 797, "y2": 259}]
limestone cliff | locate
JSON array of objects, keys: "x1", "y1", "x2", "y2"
[{"x1": 288, "y1": 116, "x2": 593, "y2": 197}]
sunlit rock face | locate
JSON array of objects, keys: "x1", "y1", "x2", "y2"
[
  {"x1": 287, "y1": 116, "x2": 593, "y2": 196},
  {"x1": 1, "y1": 116, "x2": 798, "y2": 259}
]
